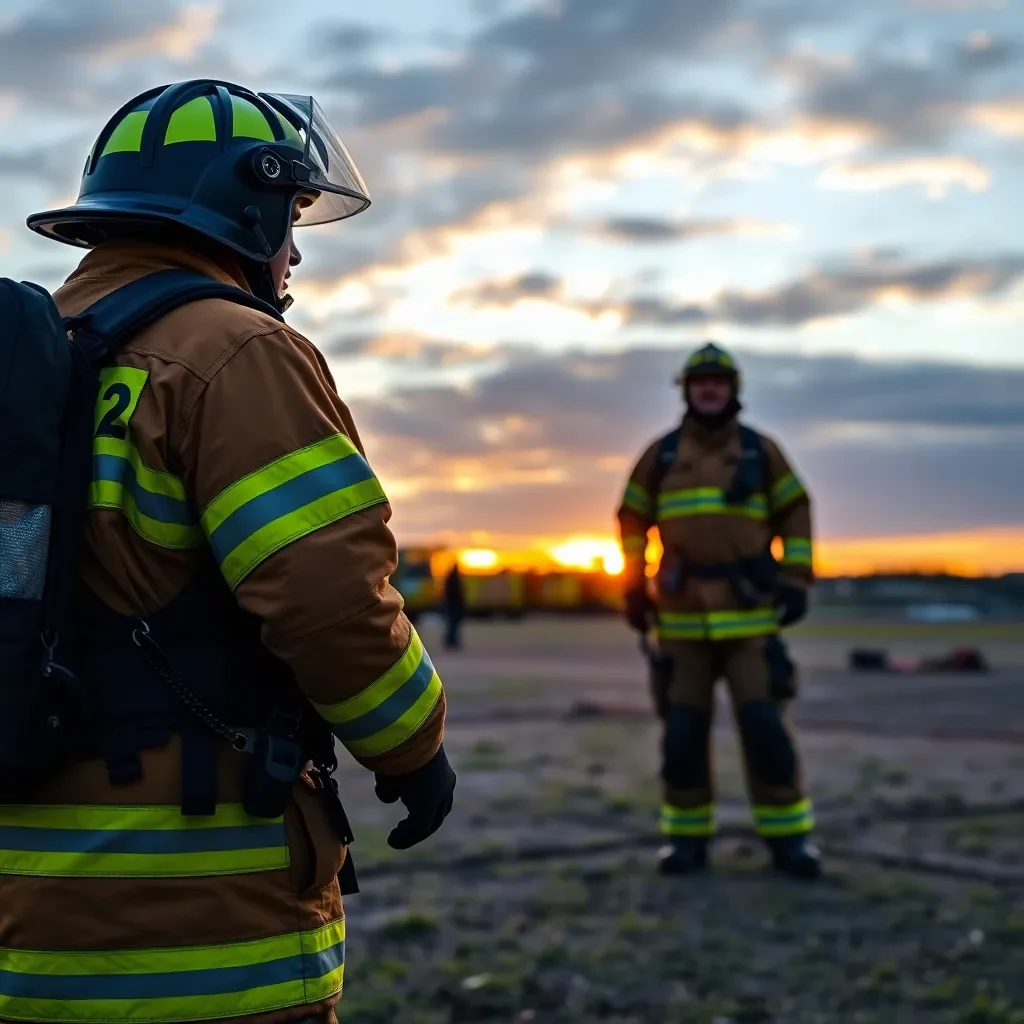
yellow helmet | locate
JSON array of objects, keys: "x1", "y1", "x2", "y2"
[{"x1": 675, "y1": 342, "x2": 740, "y2": 386}]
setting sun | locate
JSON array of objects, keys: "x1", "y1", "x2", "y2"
[
  {"x1": 458, "y1": 548, "x2": 500, "y2": 570},
  {"x1": 548, "y1": 537, "x2": 625, "y2": 575}
]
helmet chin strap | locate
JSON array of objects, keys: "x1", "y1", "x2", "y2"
[{"x1": 240, "y1": 257, "x2": 289, "y2": 314}]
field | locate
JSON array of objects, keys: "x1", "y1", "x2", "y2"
[{"x1": 335, "y1": 617, "x2": 1024, "y2": 1024}]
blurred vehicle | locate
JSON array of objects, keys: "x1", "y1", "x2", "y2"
[
  {"x1": 392, "y1": 547, "x2": 443, "y2": 623},
  {"x1": 394, "y1": 548, "x2": 628, "y2": 619}
]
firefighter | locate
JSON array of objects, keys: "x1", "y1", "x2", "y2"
[
  {"x1": 617, "y1": 342, "x2": 820, "y2": 879},
  {"x1": 3, "y1": 81, "x2": 455, "y2": 1023}
]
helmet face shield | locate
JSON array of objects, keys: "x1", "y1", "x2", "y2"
[{"x1": 262, "y1": 93, "x2": 370, "y2": 225}]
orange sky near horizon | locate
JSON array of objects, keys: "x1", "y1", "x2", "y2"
[{"x1": 441, "y1": 525, "x2": 1024, "y2": 578}]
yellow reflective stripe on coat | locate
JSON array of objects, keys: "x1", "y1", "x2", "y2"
[
  {"x1": 201, "y1": 433, "x2": 388, "y2": 590},
  {"x1": 0, "y1": 803, "x2": 287, "y2": 878},
  {"x1": 753, "y1": 799, "x2": 815, "y2": 837},
  {"x1": 0, "y1": 918, "x2": 344, "y2": 1023},
  {"x1": 782, "y1": 537, "x2": 813, "y2": 567},
  {"x1": 313, "y1": 628, "x2": 443, "y2": 759},
  {"x1": 660, "y1": 803, "x2": 715, "y2": 837},
  {"x1": 658, "y1": 609, "x2": 779, "y2": 641},
  {"x1": 622, "y1": 480, "x2": 652, "y2": 515},
  {"x1": 770, "y1": 472, "x2": 805, "y2": 512},
  {"x1": 89, "y1": 367, "x2": 203, "y2": 550},
  {"x1": 657, "y1": 487, "x2": 767, "y2": 521}
]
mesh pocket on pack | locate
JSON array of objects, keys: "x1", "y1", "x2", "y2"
[{"x1": 0, "y1": 501, "x2": 50, "y2": 600}]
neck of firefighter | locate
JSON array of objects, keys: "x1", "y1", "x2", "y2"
[{"x1": 684, "y1": 377, "x2": 741, "y2": 432}]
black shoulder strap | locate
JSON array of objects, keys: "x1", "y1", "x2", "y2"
[
  {"x1": 647, "y1": 426, "x2": 682, "y2": 498},
  {"x1": 725, "y1": 423, "x2": 768, "y2": 504},
  {"x1": 63, "y1": 268, "x2": 284, "y2": 366}
]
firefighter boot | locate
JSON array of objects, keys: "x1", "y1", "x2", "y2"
[
  {"x1": 766, "y1": 834, "x2": 822, "y2": 880},
  {"x1": 658, "y1": 837, "x2": 709, "y2": 875}
]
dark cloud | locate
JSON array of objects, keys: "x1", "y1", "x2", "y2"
[
  {"x1": 351, "y1": 345, "x2": 1024, "y2": 539},
  {"x1": 318, "y1": 23, "x2": 386, "y2": 54},
  {"x1": 791, "y1": 30, "x2": 1023, "y2": 146},
  {"x1": 956, "y1": 35, "x2": 1023, "y2": 72},
  {"x1": 592, "y1": 216, "x2": 789, "y2": 243},
  {"x1": 451, "y1": 271, "x2": 562, "y2": 307},
  {"x1": 0, "y1": 1, "x2": 183, "y2": 108},
  {"x1": 0, "y1": 134, "x2": 93, "y2": 190},
  {"x1": 323, "y1": 0, "x2": 770, "y2": 159},
  {"x1": 323, "y1": 332, "x2": 522, "y2": 368}
]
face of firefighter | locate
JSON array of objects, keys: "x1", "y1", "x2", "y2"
[
  {"x1": 268, "y1": 202, "x2": 306, "y2": 299},
  {"x1": 686, "y1": 374, "x2": 735, "y2": 416}
]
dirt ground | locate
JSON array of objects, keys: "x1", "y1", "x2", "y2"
[{"x1": 335, "y1": 617, "x2": 1024, "y2": 1024}]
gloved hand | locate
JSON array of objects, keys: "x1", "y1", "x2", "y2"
[
  {"x1": 625, "y1": 586, "x2": 654, "y2": 633},
  {"x1": 374, "y1": 745, "x2": 456, "y2": 850},
  {"x1": 776, "y1": 583, "x2": 808, "y2": 627}
]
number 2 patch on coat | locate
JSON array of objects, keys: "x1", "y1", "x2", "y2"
[{"x1": 93, "y1": 366, "x2": 149, "y2": 440}]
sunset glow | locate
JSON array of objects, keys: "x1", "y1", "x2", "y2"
[
  {"x1": 458, "y1": 548, "x2": 500, "y2": 571},
  {"x1": 439, "y1": 526, "x2": 1023, "y2": 579},
  {"x1": 548, "y1": 537, "x2": 626, "y2": 575}
]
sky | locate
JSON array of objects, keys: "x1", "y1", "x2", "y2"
[{"x1": 1, "y1": 0, "x2": 1021, "y2": 574}]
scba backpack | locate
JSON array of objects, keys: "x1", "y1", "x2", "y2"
[{"x1": 0, "y1": 269, "x2": 282, "y2": 800}]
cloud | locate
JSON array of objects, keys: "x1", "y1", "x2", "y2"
[
  {"x1": 316, "y1": 22, "x2": 387, "y2": 55},
  {"x1": 588, "y1": 216, "x2": 797, "y2": 243},
  {"x1": 451, "y1": 251, "x2": 1024, "y2": 328},
  {"x1": 450, "y1": 271, "x2": 563, "y2": 308},
  {"x1": 817, "y1": 155, "x2": 990, "y2": 198},
  {"x1": 970, "y1": 95, "x2": 1024, "y2": 136},
  {"x1": 780, "y1": 32, "x2": 1023, "y2": 150},
  {"x1": 324, "y1": 332, "x2": 517, "y2": 367},
  {"x1": 350, "y1": 344, "x2": 1024, "y2": 540},
  {"x1": 0, "y1": 1, "x2": 222, "y2": 110}
]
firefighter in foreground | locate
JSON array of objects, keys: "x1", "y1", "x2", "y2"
[
  {"x1": 1, "y1": 80, "x2": 455, "y2": 1023},
  {"x1": 618, "y1": 343, "x2": 820, "y2": 879}
]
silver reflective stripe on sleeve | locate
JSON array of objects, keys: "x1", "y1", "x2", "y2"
[{"x1": 0, "y1": 501, "x2": 50, "y2": 599}]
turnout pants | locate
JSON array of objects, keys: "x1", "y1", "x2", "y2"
[{"x1": 658, "y1": 636, "x2": 814, "y2": 840}]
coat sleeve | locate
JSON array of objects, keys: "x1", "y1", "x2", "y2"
[
  {"x1": 762, "y1": 434, "x2": 814, "y2": 589},
  {"x1": 616, "y1": 440, "x2": 660, "y2": 590},
  {"x1": 179, "y1": 325, "x2": 445, "y2": 776}
]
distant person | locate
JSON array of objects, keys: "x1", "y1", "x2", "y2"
[
  {"x1": 617, "y1": 342, "x2": 820, "y2": 879},
  {"x1": 444, "y1": 563, "x2": 466, "y2": 650}
]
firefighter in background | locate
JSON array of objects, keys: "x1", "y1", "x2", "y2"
[{"x1": 617, "y1": 343, "x2": 820, "y2": 879}]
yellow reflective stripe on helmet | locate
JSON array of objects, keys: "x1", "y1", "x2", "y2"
[
  {"x1": 658, "y1": 609, "x2": 778, "y2": 641},
  {"x1": 657, "y1": 487, "x2": 766, "y2": 521},
  {"x1": 660, "y1": 803, "x2": 715, "y2": 837},
  {"x1": 622, "y1": 481, "x2": 652, "y2": 515},
  {"x1": 232, "y1": 95, "x2": 277, "y2": 141},
  {"x1": 100, "y1": 110, "x2": 149, "y2": 156},
  {"x1": 201, "y1": 433, "x2": 388, "y2": 590},
  {"x1": 164, "y1": 96, "x2": 217, "y2": 145},
  {"x1": 770, "y1": 472, "x2": 805, "y2": 512},
  {"x1": 753, "y1": 799, "x2": 815, "y2": 837},
  {"x1": 0, "y1": 803, "x2": 287, "y2": 879},
  {"x1": 0, "y1": 918, "x2": 344, "y2": 1023},
  {"x1": 274, "y1": 109, "x2": 305, "y2": 147},
  {"x1": 313, "y1": 629, "x2": 443, "y2": 759},
  {"x1": 686, "y1": 345, "x2": 734, "y2": 370},
  {"x1": 782, "y1": 537, "x2": 813, "y2": 567}
]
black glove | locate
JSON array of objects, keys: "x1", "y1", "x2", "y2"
[
  {"x1": 776, "y1": 583, "x2": 808, "y2": 627},
  {"x1": 374, "y1": 745, "x2": 456, "y2": 850},
  {"x1": 625, "y1": 586, "x2": 654, "y2": 633}
]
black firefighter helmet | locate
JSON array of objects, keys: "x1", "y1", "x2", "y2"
[{"x1": 27, "y1": 79, "x2": 370, "y2": 280}]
